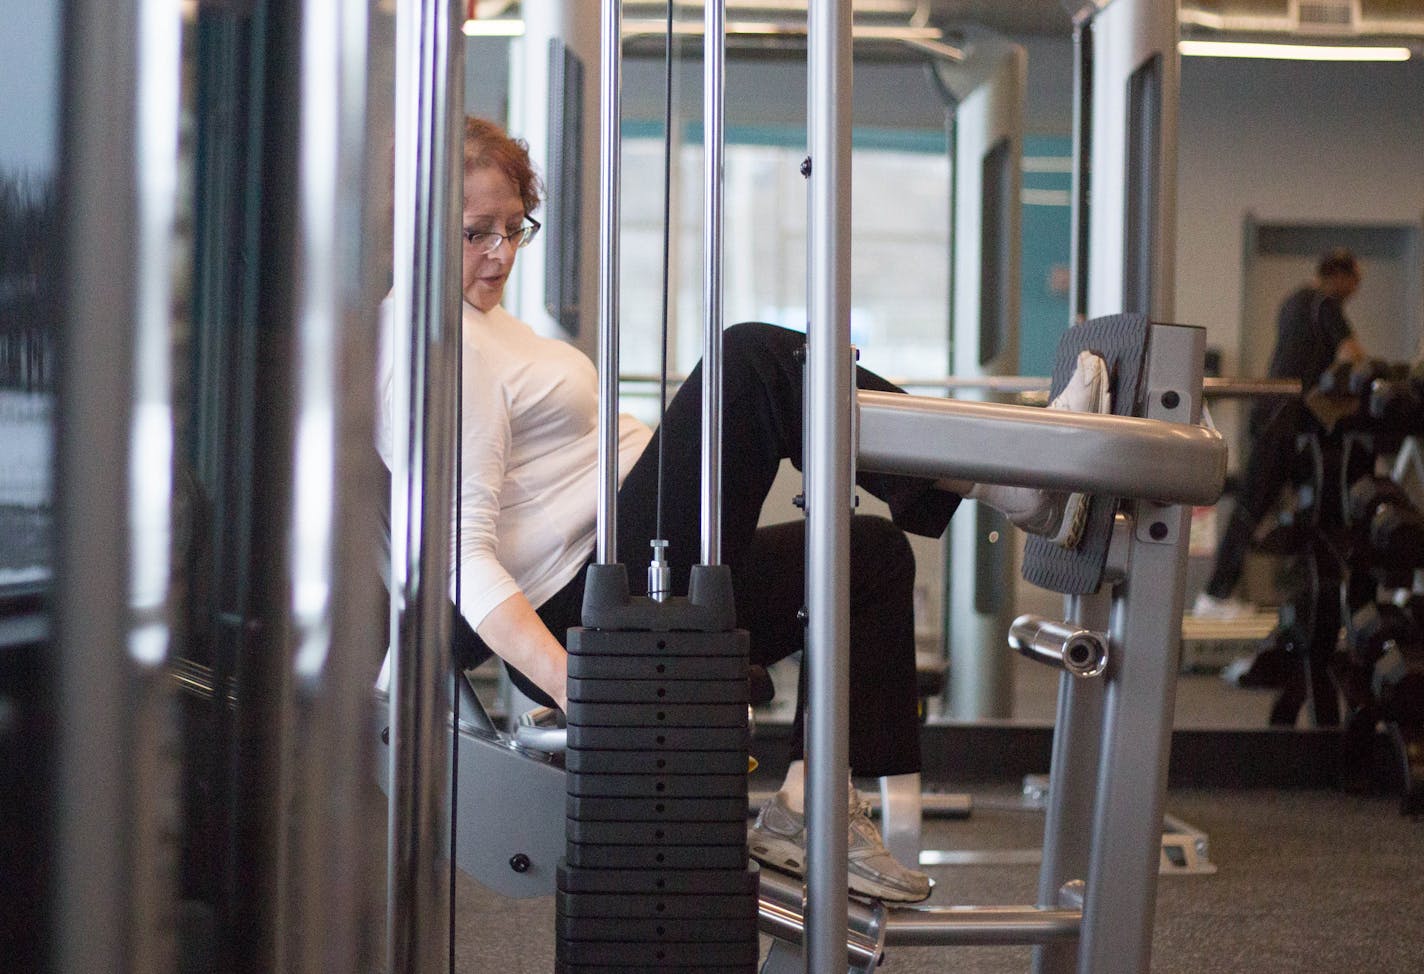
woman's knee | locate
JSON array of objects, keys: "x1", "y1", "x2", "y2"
[{"x1": 722, "y1": 321, "x2": 802, "y2": 370}]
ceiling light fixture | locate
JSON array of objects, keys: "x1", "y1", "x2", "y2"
[
  {"x1": 1178, "y1": 39, "x2": 1412, "y2": 61},
  {"x1": 463, "y1": 19, "x2": 525, "y2": 37}
]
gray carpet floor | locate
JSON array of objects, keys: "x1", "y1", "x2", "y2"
[
  {"x1": 444, "y1": 785, "x2": 1424, "y2": 973},
  {"x1": 407, "y1": 616, "x2": 1416, "y2": 972}
]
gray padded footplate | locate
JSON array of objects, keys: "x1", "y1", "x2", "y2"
[{"x1": 1021, "y1": 313, "x2": 1151, "y2": 595}]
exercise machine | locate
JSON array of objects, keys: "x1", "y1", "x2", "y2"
[
  {"x1": 377, "y1": 1, "x2": 1226, "y2": 971},
  {"x1": 374, "y1": 306, "x2": 1225, "y2": 973}
]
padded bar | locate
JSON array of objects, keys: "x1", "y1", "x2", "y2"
[{"x1": 856, "y1": 389, "x2": 1224, "y2": 505}]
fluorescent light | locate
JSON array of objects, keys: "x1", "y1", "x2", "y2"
[
  {"x1": 1179, "y1": 39, "x2": 1412, "y2": 61},
  {"x1": 463, "y1": 19, "x2": 524, "y2": 37}
]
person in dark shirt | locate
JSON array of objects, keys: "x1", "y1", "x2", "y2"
[{"x1": 1195, "y1": 249, "x2": 1366, "y2": 619}]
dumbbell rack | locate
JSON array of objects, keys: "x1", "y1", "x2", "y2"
[
  {"x1": 555, "y1": 564, "x2": 760, "y2": 973},
  {"x1": 1281, "y1": 361, "x2": 1424, "y2": 812}
]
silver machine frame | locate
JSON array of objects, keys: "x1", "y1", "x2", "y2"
[
  {"x1": 779, "y1": 0, "x2": 1209, "y2": 972},
  {"x1": 52, "y1": 0, "x2": 388, "y2": 971},
  {"x1": 375, "y1": 1, "x2": 1223, "y2": 973}
]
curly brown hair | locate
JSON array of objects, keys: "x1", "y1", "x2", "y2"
[{"x1": 464, "y1": 117, "x2": 543, "y2": 217}]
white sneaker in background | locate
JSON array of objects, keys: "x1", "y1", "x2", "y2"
[{"x1": 1192, "y1": 591, "x2": 1257, "y2": 621}]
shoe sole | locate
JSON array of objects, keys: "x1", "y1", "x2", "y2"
[
  {"x1": 748, "y1": 831, "x2": 805, "y2": 876},
  {"x1": 848, "y1": 872, "x2": 931, "y2": 903},
  {"x1": 749, "y1": 833, "x2": 931, "y2": 904},
  {"x1": 1051, "y1": 354, "x2": 1112, "y2": 550}
]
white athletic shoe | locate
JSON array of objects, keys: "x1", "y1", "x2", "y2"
[
  {"x1": 969, "y1": 350, "x2": 1111, "y2": 549},
  {"x1": 747, "y1": 790, "x2": 932, "y2": 903},
  {"x1": 1192, "y1": 591, "x2": 1257, "y2": 621}
]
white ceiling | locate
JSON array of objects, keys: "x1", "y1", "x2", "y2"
[{"x1": 924, "y1": 1, "x2": 1424, "y2": 40}]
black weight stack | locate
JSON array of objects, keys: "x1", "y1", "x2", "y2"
[{"x1": 555, "y1": 563, "x2": 759, "y2": 973}]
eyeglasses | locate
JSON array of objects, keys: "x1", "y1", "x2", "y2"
[{"x1": 462, "y1": 218, "x2": 541, "y2": 256}]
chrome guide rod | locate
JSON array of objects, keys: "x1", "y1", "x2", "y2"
[
  {"x1": 387, "y1": 0, "x2": 461, "y2": 970},
  {"x1": 805, "y1": 0, "x2": 854, "y2": 970},
  {"x1": 286, "y1": 0, "x2": 380, "y2": 969},
  {"x1": 56, "y1": 0, "x2": 182, "y2": 969},
  {"x1": 595, "y1": 0, "x2": 622, "y2": 563},
  {"x1": 700, "y1": 0, "x2": 725, "y2": 566}
]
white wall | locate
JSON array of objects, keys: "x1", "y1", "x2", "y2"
[{"x1": 973, "y1": 39, "x2": 1424, "y2": 445}]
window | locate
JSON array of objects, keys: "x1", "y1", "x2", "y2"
[{"x1": 618, "y1": 128, "x2": 951, "y2": 422}]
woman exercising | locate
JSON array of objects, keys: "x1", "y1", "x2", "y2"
[{"x1": 377, "y1": 116, "x2": 1105, "y2": 903}]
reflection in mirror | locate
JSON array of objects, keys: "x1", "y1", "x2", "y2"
[
  {"x1": 1176, "y1": 34, "x2": 1424, "y2": 730},
  {"x1": 460, "y1": 5, "x2": 1424, "y2": 740},
  {"x1": 1, "y1": 2, "x2": 60, "y2": 968}
]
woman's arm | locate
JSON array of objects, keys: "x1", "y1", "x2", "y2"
[
  {"x1": 454, "y1": 336, "x2": 570, "y2": 703},
  {"x1": 475, "y1": 592, "x2": 569, "y2": 711}
]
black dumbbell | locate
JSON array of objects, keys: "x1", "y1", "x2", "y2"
[
  {"x1": 1401, "y1": 594, "x2": 1424, "y2": 635},
  {"x1": 1346, "y1": 476, "x2": 1412, "y2": 531},
  {"x1": 1315, "y1": 360, "x2": 1355, "y2": 396},
  {"x1": 1347, "y1": 602, "x2": 1420, "y2": 668},
  {"x1": 1367, "y1": 379, "x2": 1424, "y2": 426},
  {"x1": 1348, "y1": 358, "x2": 1391, "y2": 397},
  {"x1": 1409, "y1": 358, "x2": 1424, "y2": 398},
  {"x1": 1373, "y1": 642, "x2": 1424, "y2": 725},
  {"x1": 1369, "y1": 503, "x2": 1424, "y2": 585}
]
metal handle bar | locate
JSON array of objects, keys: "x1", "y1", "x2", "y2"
[
  {"x1": 618, "y1": 372, "x2": 1302, "y2": 399},
  {"x1": 512, "y1": 706, "x2": 567, "y2": 754},
  {"x1": 1009, "y1": 614, "x2": 1110, "y2": 679},
  {"x1": 856, "y1": 388, "x2": 1226, "y2": 505}
]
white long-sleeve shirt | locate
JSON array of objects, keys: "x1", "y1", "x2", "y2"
[{"x1": 377, "y1": 300, "x2": 652, "y2": 631}]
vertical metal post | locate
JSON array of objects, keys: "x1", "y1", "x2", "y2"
[
  {"x1": 387, "y1": 0, "x2": 462, "y2": 970},
  {"x1": 701, "y1": 0, "x2": 725, "y2": 567},
  {"x1": 945, "y1": 42, "x2": 1025, "y2": 721},
  {"x1": 1068, "y1": 12, "x2": 1093, "y2": 325},
  {"x1": 1082, "y1": 0, "x2": 1177, "y2": 322},
  {"x1": 54, "y1": 0, "x2": 182, "y2": 970},
  {"x1": 1081, "y1": 324, "x2": 1203, "y2": 973},
  {"x1": 1033, "y1": 589, "x2": 1109, "y2": 974},
  {"x1": 595, "y1": 0, "x2": 622, "y2": 564},
  {"x1": 805, "y1": 1, "x2": 854, "y2": 970},
  {"x1": 284, "y1": 0, "x2": 382, "y2": 970}
]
